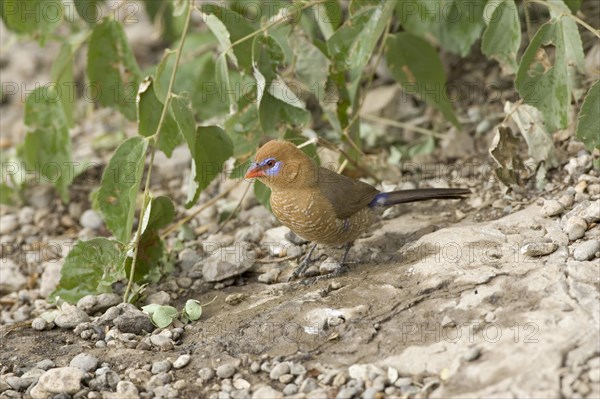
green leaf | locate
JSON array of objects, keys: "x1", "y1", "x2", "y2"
[
  {"x1": 50, "y1": 238, "x2": 126, "y2": 303},
  {"x1": 576, "y1": 80, "x2": 600, "y2": 150},
  {"x1": 253, "y1": 35, "x2": 310, "y2": 134},
  {"x1": 481, "y1": 0, "x2": 520, "y2": 74},
  {"x1": 224, "y1": 92, "x2": 262, "y2": 159},
  {"x1": 97, "y1": 136, "x2": 148, "y2": 243},
  {"x1": 50, "y1": 43, "x2": 75, "y2": 127},
  {"x1": 290, "y1": 32, "x2": 330, "y2": 103},
  {"x1": 171, "y1": 95, "x2": 196, "y2": 140},
  {"x1": 385, "y1": 33, "x2": 460, "y2": 128},
  {"x1": 0, "y1": 0, "x2": 62, "y2": 43},
  {"x1": 563, "y1": 0, "x2": 581, "y2": 13},
  {"x1": 20, "y1": 86, "x2": 72, "y2": 201},
  {"x1": 75, "y1": 0, "x2": 104, "y2": 24},
  {"x1": 172, "y1": 0, "x2": 190, "y2": 17},
  {"x1": 516, "y1": 20, "x2": 569, "y2": 132},
  {"x1": 396, "y1": 0, "x2": 487, "y2": 57},
  {"x1": 88, "y1": 18, "x2": 142, "y2": 120},
  {"x1": 548, "y1": 0, "x2": 585, "y2": 82},
  {"x1": 137, "y1": 77, "x2": 183, "y2": 157},
  {"x1": 254, "y1": 180, "x2": 271, "y2": 212},
  {"x1": 327, "y1": 1, "x2": 394, "y2": 71},
  {"x1": 152, "y1": 305, "x2": 179, "y2": 328},
  {"x1": 200, "y1": 3, "x2": 255, "y2": 72},
  {"x1": 132, "y1": 196, "x2": 175, "y2": 282},
  {"x1": 141, "y1": 304, "x2": 161, "y2": 315},
  {"x1": 0, "y1": 183, "x2": 18, "y2": 205},
  {"x1": 183, "y1": 126, "x2": 234, "y2": 207},
  {"x1": 153, "y1": 50, "x2": 177, "y2": 102},
  {"x1": 314, "y1": 0, "x2": 341, "y2": 40},
  {"x1": 184, "y1": 299, "x2": 203, "y2": 321}
]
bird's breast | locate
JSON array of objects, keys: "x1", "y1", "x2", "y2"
[{"x1": 270, "y1": 189, "x2": 375, "y2": 246}]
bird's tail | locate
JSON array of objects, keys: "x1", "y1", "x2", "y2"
[{"x1": 369, "y1": 188, "x2": 471, "y2": 208}]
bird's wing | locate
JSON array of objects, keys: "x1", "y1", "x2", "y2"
[{"x1": 317, "y1": 167, "x2": 380, "y2": 219}]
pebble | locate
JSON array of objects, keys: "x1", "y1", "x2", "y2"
[
  {"x1": 151, "y1": 360, "x2": 172, "y2": 374},
  {"x1": 178, "y1": 248, "x2": 203, "y2": 269},
  {"x1": 290, "y1": 363, "x2": 306, "y2": 376},
  {"x1": 387, "y1": 367, "x2": 399, "y2": 385},
  {"x1": 558, "y1": 194, "x2": 574, "y2": 208},
  {"x1": 463, "y1": 347, "x2": 482, "y2": 361},
  {"x1": 233, "y1": 378, "x2": 250, "y2": 390},
  {"x1": 79, "y1": 209, "x2": 103, "y2": 229},
  {"x1": 541, "y1": 200, "x2": 564, "y2": 217},
  {"x1": 39, "y1": 261, "x2": 63, "y2": 298},
  {"x1": 250, "y1": 361, "x2": 261, "y2": 373},
  {"x1": 299, "y1": 377, "x2": 319, "y2": 393},
  {"x1": 582, "y1": 200, "x2": 600, "y2": 223},
  {"x1": 150, "y1": 334, "x2": 174, "y2": 351},
  {"x1": 258, "y1": 270, "x2": 279, "y2": 284},
  {"x1": 320, "y1": 258, "x2": 341, "y2": 274},
  {"x1": 18, "y1": 206, "x2": 35, "y2": 224},
  {"x1": 199, "y1": 367, "x2": 215, "y2": 381},
  {"x1": 55, "y1": 303, "x2": 91, "y2": 328},
  {"x1": 111, "y1": 381, "x2": 139, "y2": 399},
  {"x1": 564, "y1": 216, "x2": 587, "y2": 241},
  {"x1": 283, "y1": 383, "x2": 298, "y2": 396},
  {"x1": 520, "y1": 242, "x2": 557, "y2": 257},
  {"x1": 336, "y1": 387, "x2": 358, "y2": 399},
  {"x1": 177, "y1": 277, "x2": 193, "y2": 289},
  {"x1": 348, "y1": 364, "x2": 385, "y2": 381},
  {"x1": 145, "y1": 291, "x2": 171, "y2": 305},
  {"x1": 362, "y1": 387, "x2": 379, "y2": 399},
  {"x1": 0, "y1": 214, "x2": 18, "y2": 234},
  {"x1": 77, "y1": 293, "x2": 121, "y2": 315},
  {"x1": 252, "y1": 386, "x2": 283, "y2": 399},
  {"x1": 0, "y1": 259, "x2": 27, "y2": 293},
  {"x1": 114, "y1": 311, "x2": 155, "y2": 335},
  {"x1": 216, "y1": 364, "x2": 236, "y2": 379},
  {"x1": 36, "y1": 359, "x2": 55, "y2": 370},
  {"x1": 269, "y1": 362, "x2": 290, "y2": 380},
  {"x1": 202, "y1": 245, "x2": 256, "y2": 282},
  {"x1": 173, "y1": 354, "x2": 191, "y2": 369},
  {"x1": 69, "y1": 353, "x2": 99, "y2": 372},
  {"x1": 30, "y1": 367, "x2": 86, "y2": 398},
  {"x1": 572, "y1": 240, "x2": 600, "y2": 261},
  {"x1": 279, "y1": 374, "x2": 295, "y2": 384}
]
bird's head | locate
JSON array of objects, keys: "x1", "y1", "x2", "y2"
[{"x1": 245, "y1": 140, "x2": 316, "y2": 190}]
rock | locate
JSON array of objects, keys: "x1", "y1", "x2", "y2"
[
  {"x1": 39, "y1": 261, "x2": 63, "y2": 298},
  {"x1": 363, "y1": 387, "x2": 379, "y2": 399},
  {"x1": 0, "y1": 214, "x2": 18, "y2": 234},
  {"x1": 178, "y1": 248, "x2": 203, "y2": 269},
  {"x1": 77, "y1": 293, "x2": 121, "y2": 315},
  {"x1": 55, "y1": 303, "x2": 91, "y2": 328},
  {"x1": 336, "y1": 387, "x2": 358, "y2": 399},
  {"x1": 235, "y1": 224, "x2": 265, "y2": 243},
  {"x1": 261, "y1": 226, "x2": 295, "y2": 256},
  {"x1": 270, "y1": 362, "x2": 290, "y2": 380},
  {"x1": 151, "y1": 360, "x2": 172, "y2": 374},
  {"x1": 520, "y1": 242, "x2": 558, "y2": 257},
  {"x1": 290, "y1": 363, "x2": 306, "y2": 376},
  {"x1": 564, "y1": 154, "x2": 592, "y2": 177},
  {"x1": 104, "y1": 381, "x2": 139, "y2": 399},
  {"x1": 252, "y1": 386, "x2": 283, "y2": 399},
  {"x1": 0, "y1": 259, "x2": 27, "y2": 293},
  {"x1": 348, "y1": 364, "x2": 385, "y2": 381},
  {"x1": 250, "y1": 361, "x2": 261, "y2": 373},
  {"x1": 283, "y1": 383, "x2": 298, "y2": 396},
  {"x1": 30, "y1": 367, "x2": 86, "y2": 398},
  {"x1": 202, "y1": 245, "x2": 256, "y2": 282},
  {"x1": 216, "y1": 364, "x2": 236, "y2": 379},
  {"x1": 582, "y1": 200, "x2": 600, "y2": 223},
  {"x1": 233, "y1": 378, "x2": 251, "y2": 390},
  {"x1": 145, "y1": 291, "x2": 171, "y2": 305},
  {"x1": 198, "y1": 368, "x2": 215, "y2": 381},
  {"x1": 79, "y1": 209, "x2": 103, "y2": 230},
  {"x1": 114, "y1": 311, "x2": 155, "y2": 335},
  {"x1": 572, "y1": 240, "x2": 600, "y2": 261},
  {"x1": 320, "y1": 258, "x2": 341, "y2": 274},
  {"x1": 299, "y1": 377, "x2": 319, "y2": 393},
  {"x1": 88, "y1": 371, "x2": 119, "y2": 390},
  {"x1": 146, "y1": 372, "x2": 172, "y2": 389},
  {"x1": 69, "y1": 353, "x2": 99, "y2": 372},
  {"x1": 150, "y1": 334, "x2": 174, "y2": 351},
  {"x1": 463, "y1": 347, "x2": 481, "y2": 361},
  {"x1": 558, "y1": 194, "x2": 574, "y2": 209},
  {"x1": 36, "y1": 359, "x2": 55, "y2": 370},
  {"x1": 18, "y1": 206, "x2": 35, "y2": 225},
  {"x1": 177, "y1": 277, "x2": 193, "y2": 289},
  {"x1": 564, "y1": 216, "x2": 587, "y2": 241},
  {"x1": 541, "y1": 200, "x2": 564, "y2": 217},
  {"x1": 258, "y1": 270, "x2": 279, "y2": 284},
  {"x1": 173, "y1": 354, "x2": 191, "y2": 369}
]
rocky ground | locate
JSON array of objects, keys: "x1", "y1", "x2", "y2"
[{"x1": 1, "y1": 6, "x2": 600, "y2": 399}]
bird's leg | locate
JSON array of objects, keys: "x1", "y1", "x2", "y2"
[
  {"x1": 288, "y1": 243, "x2": 318, "y2": 281},
  {"x1": 313, "y1": 242, "x2": 353, "y2": 282}
]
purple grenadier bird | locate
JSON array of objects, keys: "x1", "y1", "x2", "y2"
[{"x1": 245, "y1": 140, "x2": 470, "y2": 279}]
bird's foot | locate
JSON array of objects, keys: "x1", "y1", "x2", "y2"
[
  {"x1": 288, "y1": 243, "x2": 319, "y2": 282},
  {"x1": 312, "y1": 264, "x2": 349, "y2": 282}
]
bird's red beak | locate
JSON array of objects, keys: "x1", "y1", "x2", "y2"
[{"x1": 245, "y1": 165, "x2": 266, "y2": 179}]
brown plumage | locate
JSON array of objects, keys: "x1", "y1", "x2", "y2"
[{"x1": 245, "y1": 140, "x2": 470, "y2": 276}]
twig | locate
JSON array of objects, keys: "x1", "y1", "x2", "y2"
[{"x1": 360, "y1": 113, "x2": 445, "y2": 138}]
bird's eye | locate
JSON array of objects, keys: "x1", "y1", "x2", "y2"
[{"x1": 266, "y1": 159, "x2": 275, "y2": 167}]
